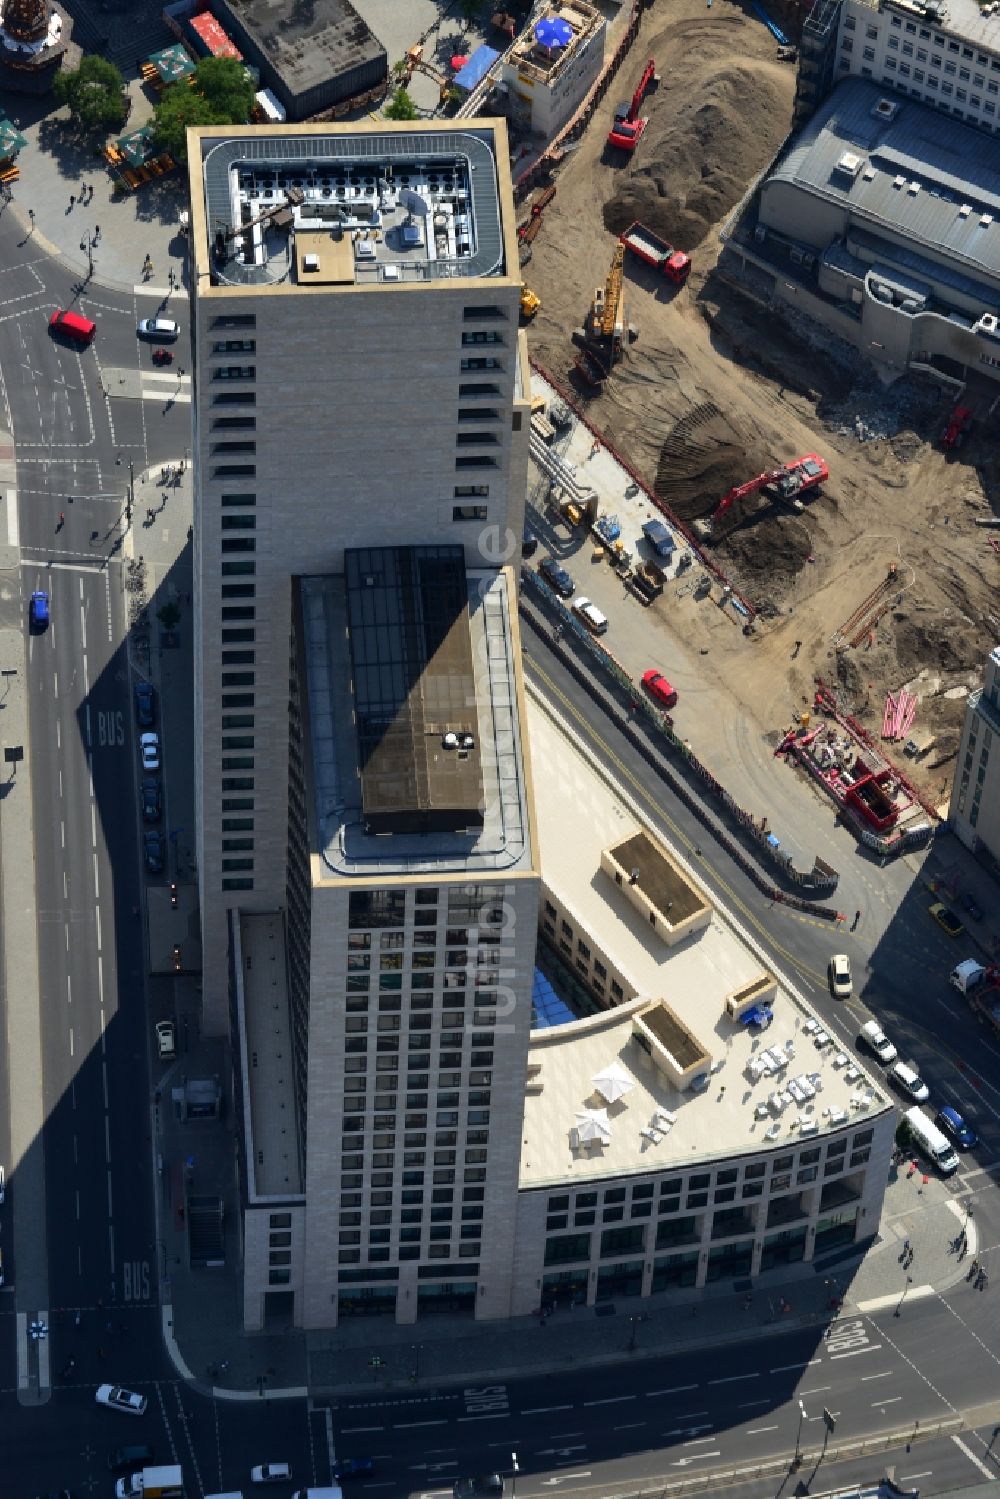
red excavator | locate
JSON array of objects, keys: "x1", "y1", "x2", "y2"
[
  {"x1": 608, "y1": 58, "x2": 656, "y2": 154},
  {"x1": 940, "y1": 404, "x2": 973, "y2": 451},
  {"x1": 693, "y1": 454, "x2": 828, "y2": 542}
]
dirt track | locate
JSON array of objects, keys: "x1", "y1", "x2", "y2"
[{"x1": 522, "y1": 0, "x2": 999, "y2": 800}]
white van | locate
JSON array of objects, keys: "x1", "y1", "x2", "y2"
[
  {"x1": 904, "y1": 1106, "x2": 959, "y2": 1175},
  {"x1": 571, "y1": 596, "x2": 609, "y2": 635},
  {"x1": 858, "y1": 1020, "x2": 897, "y2": 1064}
]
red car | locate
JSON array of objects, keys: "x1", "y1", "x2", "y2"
[{"x1": 642, "y1": 669, "x2": 677, "y2": 709}]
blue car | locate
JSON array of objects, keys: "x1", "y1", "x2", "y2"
[
  {"x1": 332, "y1": 1458, "x2": 374, "y2": 1479},
  {"x1": 935, "y1": 1106, "x2": 978, "y2": 1150},
  {"x1": 29, "y1": 590, "x2": 49, "y2": 629}
]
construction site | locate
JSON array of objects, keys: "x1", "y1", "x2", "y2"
[{"x1": 518, "y1": 0, "x2": 1000, "y2": 812}]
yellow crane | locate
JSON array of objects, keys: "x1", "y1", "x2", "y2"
[{"x1": 600, "y1": 242, "x2": 625, "y2": 339}]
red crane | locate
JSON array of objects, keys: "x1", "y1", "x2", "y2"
[
  {"x1": 608, "y1": 58, "x2": 656, "y2": 153},
  {"x1": 694, "y1": 454, "x2": 828, "y2": 541}
]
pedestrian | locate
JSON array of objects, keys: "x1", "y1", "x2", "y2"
[
  {"x1": 58, "y1": 510, "x2": 65, "y2": 527},
  {"x1": 852, "y1": 908, "x2": 861, "y2": 930},
  {"x1": 69, "y1": 194, "x2": 75, "y2": 209},
  {"x1": 94, "y1": 225, "x2": 101, "y2": 239},
  {"x1": 902, "y1": 1237, "x2": 910, "y2": 1254}
]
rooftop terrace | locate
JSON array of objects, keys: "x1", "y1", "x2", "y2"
[{"x1": 519, "y1": 698, "x2": 890, "y2": 1187}]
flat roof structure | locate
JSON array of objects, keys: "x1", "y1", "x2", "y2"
[
  {"x1": 237, "y1": 911, "x2": 303, "y2": 1198},
  {"x1": 344, "y1": 546, "x2": 483, "y2": 837},
  {"x1": 519, "y1": 700, "x2": 890, "y2": 1188},
  {"x1": 211, "y1": 0, "x2": 385, "y2": 114},
  {"x1": 191, "y1": 122, "x2": 510, "y2": 290},
  {"x1": 766, "y1": 78, "x2": 1000, "y2": 286},
  {"x1": 508, "y1": 1, "x2": 603, "y2": 86},
  {"x1": 299, "y1": 558, "x2": 533, "y2": 881}
]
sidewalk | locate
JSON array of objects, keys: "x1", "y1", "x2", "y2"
[{"x1": 8, "y1": 82, "x2": 188, "y2": 294}]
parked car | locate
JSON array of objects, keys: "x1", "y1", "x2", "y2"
[
  {"x1": 136, "y1": 318, "x2": 179, "y2": 341},
  {"x1": 935, "y1": 1105, "x2": 979, "y2": 1149},
  {"x1": 571, "y1": 596, "x2": 609, "y2": 635},
  {"x1": 95, "y1": 1384, "x2": 147, "y2": 1416},
  {"x1": 642, "y1": 669, "x2": 678, "y2": 710},
  {"x1": 887, "y1": 1061, "x2": 930, "y2": 1103},
  {"x1": 333, "y1": 1458, "x2": 375, "y2": 1480},
  {"x1": 538, "y1": 556, "x2": 575, "y2": 597},
  {"x1": 29, "y1": 591, "x2": 50, "y2": 630},
  {"x1": 959, "y1": 891, "x2": 983, "y2": 922},
  {"x1": 143, "y1": 831, "x2": 164, "y2": 874},
  {"x1": 108, "y1": 1446, "x2": 154, "y2": 1475},
  {"x1": 141, "y1": 779, "x2": 161, "y2": 824},
  {"x1": 140, "y1": 732, "x2": 160, "y2": 771},
  {"x1": 929, "y1": 902, "x2": 964, "y2": 938},
  {"x1": 858, "y1": 1020, "x2": 897, "y2": 1065},
  {"x1": 828, "y1": 953, "x2": 853, "y2": 999},
  {"x1": 251, "y1": 1464, "x2": 292, "y2": 1484},
  {"x1": 521, "y1": 529, "x2": 538, "y2": 558},
  {"x1": 155, "y1": 1020, "x2": 176, "y2": 1061},
  {"x1": 134, "y1": 681, "x2": 155, "y2": 727}
]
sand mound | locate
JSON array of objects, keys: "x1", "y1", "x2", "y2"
[
  {"x1": 655, "y1": 401, "x2": 769, "y2": 519},
  {"x1": 603, "y1": 61, "x2": 791, "y2": 250}
]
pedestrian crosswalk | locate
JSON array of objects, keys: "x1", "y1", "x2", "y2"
[{"x1": 140, "y1": 369, "x2": 191, "y2": 404}]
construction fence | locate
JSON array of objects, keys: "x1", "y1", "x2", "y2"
[{"x1": 521, "y1": 571, "x2": 841, "y2": 909}]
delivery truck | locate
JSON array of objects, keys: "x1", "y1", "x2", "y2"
[{"x1": 116, "y1": 1465, "x2": 183, "y2": 1499}]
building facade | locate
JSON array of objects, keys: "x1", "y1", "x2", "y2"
[{"x1": 949, "y1": 643, "x2": 1000, "y2": 861}]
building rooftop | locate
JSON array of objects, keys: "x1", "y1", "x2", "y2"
[
  {"x1": 192, "y1": 122, "x2": 508, "y2": 290},
  {"x1": 519, "y1": 698, "x2": 890, "y2": 1188},
  {"x1": 213, "y1": 0, "x2": 383, "y2": 98},
  {"x1": 858, "y1": 0, "x2": 1000, "y2": 51},
  {"x1": 237, "y1": 911, "x2": 303, "y2": 1199},
  {"x1": 299, "y1": 557, "x2": 534, "y2": 882},
  {"x1": 767, "y1": 77, "x2": 1000, "y2": 285},
  {"x1": 344, "y1": 546, "x2": 483, "y2": 837},
  {"x1": 508, "y1": 1, "x2": 603, "y2": 85}
]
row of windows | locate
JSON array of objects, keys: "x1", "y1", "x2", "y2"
[
  {"x1": 215, "y1": 463, "x2": 258, "y2": 892},
  {"x1": 338, "y1": 1242, "x2": 481, "y2": 1266},
  {"x1": 847, "y1": 10, "x2": 1000, "y2": 69},
  {"x1": 843, "y1": 58, "x2": 1000, "y2": 123}
]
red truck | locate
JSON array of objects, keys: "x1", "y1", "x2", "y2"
[{"x1": 620, "y1": 222, "x2": 691, "y2": 285}]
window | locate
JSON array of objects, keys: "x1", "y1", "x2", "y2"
[
  {"x1": 213, "y1": 417, "x2": 256, "y2": 430},
  {"x1": 455, "y1": 485, "x2": 489, "y2": 498},
  {"x1": 212, "y1": 314, "x2": 256, "y2": 328},
  {"x1": 214, "y1": 465, "x2": 256, "y2": 478},
  {"x1": 213, "y1": 391, "x2": 255, "y2": 405},
  {"x1": 453, "y1": 505, "x2": 487, "y2": 521},
  {"x1": 456, "y1": 457, "x2": 498, "y2": 470},
  {"x1": 464, "y1": 304, "x2": 506, "y2": 320},
  {"x1": 459, "y1": 382, "x2": 501, "y2": 396},
  {"x1": 212, "y1": 339, "x2": 256, "y2": 353},
  {"x1": 959, "y1": 65, "x2": 970, "y2": 78},
  {"x1": 458, "y1": 408, "x2": 499, "y2": 422},
  {"x1": 461, "y1": 331, "x2": 504, "y2": 345},
  {"x1": 221, "y1": 493, "x2": 256, "y2": 506},
  {"x1": 863, "y1": 46, "x2": 875, "y2": 59},
  {"x1": 222, "y1": 515, "x2": 255, "y2": 530},
  {"x1": 222, "y1": 538, "x2": 256, "y2": 552},
  {"x1": 213, "y1": 366, "x2": 256, "y2": 381},
  {"x1": 460, "y1": 357, "x2": 503, "y2": 372},
  {"x1": 865, "y1": 24, "x2": 877, "y2": 37}
]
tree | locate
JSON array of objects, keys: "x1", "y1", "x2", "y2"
[
  {"x1": 54, "y1": 55, "x2": 127, "y2": 133},
  {"x1": 384, "y1": 86, "x2": 419, "y2": 121},
  {"x1": 157, "y1": 601, "x2": 182, "y2": 630},
  {"x1": 151, "y1": 85, "x2": 219, "y2": 164},
  {"x1": 895, "y1": 1117, "x2": 913, "y2": 1152},
  {"x1": 191, "y1": 55, "x2": 255, "y2": 122}
]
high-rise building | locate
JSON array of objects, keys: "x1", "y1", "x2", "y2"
[
  {"x1": 188, "y1": 122, "x2": 538, "y2": 1328},
  {"x1": 950, "y1": 643, "x2": 1000, "y2": 861}
]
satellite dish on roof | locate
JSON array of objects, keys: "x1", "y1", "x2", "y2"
[{"x1": 400, "y1": 187, "x2": 431, "y2": 218}]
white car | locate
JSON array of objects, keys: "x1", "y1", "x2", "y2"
[
  {"x1": 96, "y1": 1383, "x2": 147, "y2": 1416},
  {"x1": 828, "y1": 953, "x2": 853, "y2": 999},
  {"x1": 888, "y1": 1061, "x2": 930, "y2": 1103},
  {"x1": 251, "y1": 1464, "x2": 292, "y2": 1484},
  {"x1": 140, "y1": 732, "x2": 160, "y2": 771},
  {"x1": 137, "y1": 317, "x2": 180, "y2": 341},
  {"x1": 155, "y1": 1020, "x2": 176, "y2": 1061},
  {"x1": 570, "y1": 596, "x2": 609, "y2": 635}
]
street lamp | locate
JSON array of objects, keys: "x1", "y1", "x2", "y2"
[
  {"x1": 511, "y1": 1451, "x2": 519, "y2": 1499},
  {"x1": 894, "y1": 1273, "x2": 913, "y2": 1317},
  {"x1": 794, "y1": 1398, "x2": 808, "y2": 1464},
  {"x1": 80, "y1": 229, "x2": 97, "y2": 276}
]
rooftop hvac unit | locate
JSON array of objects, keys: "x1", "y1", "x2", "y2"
[
  {"x1": 871, "y1": 97, "x2": 901, "y2": 121},
  {"x1": 980, "y1": 214, "x2": 994, "y2": 227},
  {"x1": 893, "y1": 175, "x2": 906, "y2": 189},
  {"x1": 302, "y1": 252, "x2": 320, "y2": 272},
  {"x1": 834, "y1": 149, "x2": 864, "y2": 178},
  {"x1": 754, "y1": 223, "x2": 767, "y2": 242},
  {"x1": 976, "y1": 313, "x2": 999, "y2": 335},
  {"x1": 907, "y1": 181, "x2": 921, "y2": 195},
  {"x1": 959, "y1": 203, "x2": 973, "y2": 217}
]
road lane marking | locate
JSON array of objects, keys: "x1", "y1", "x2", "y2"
[
  {"x1": 861, "y1": 1371, "x2": 893, "y2": 1381},
  {"x1": 800, "y1": 1387, "x2": 831, "y2": 1395},
  {"x1": 770, "y1": 1362, "x2": 809, "y2": 1373},
  {"x1": 899, "y1": 1474, "x2": 933, "y2": 1483},
  {"x1": 583, "y1": 1396, "x2": 635, "y2": 1406},
  {"x1": 953, "y1": 1435, "x2": 995, "y2": 1479},
  {"x1": 647, "y1": 1385, "x2": 697, "y2": 1396},
  {"x1": 684, "y1": 1437, "x2": 718, "y2": 1447},
  {"x1": 746, "y1": 1425, "x2": 779, "y2": 1435},
  {"x1": 738, "y1": 1399, "x2": 771, "y2": 1409},
  {"x1": 709, "y1": 1373, "x2": 759, "y2": 1384},
  {"x1": 395, "y1": 1420, "x2": 448, "y2": 1429},
  {"x1": 457, "y1": 1415, "x2": 510, "y2": 1422},
  {"x1": 340, "y1": 1427, "x2": 384, "y2": 1434},
  {"x1": 614, "y1": 1423, "x2": 646, "y2": 1431},
  {"x1": 522, "y1": 1406, "x2": 572, "y2": 1414},
  {"x1": 871, "y1": 1396, "x2": 902, "y2": 1406},
  {"x1": 829, "y1": 1344, "x2": 884, "y2": 1359}
]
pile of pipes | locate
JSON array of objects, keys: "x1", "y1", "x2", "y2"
[{"x1": 882, "y1": 689, "x2": 917, "y2": 742}]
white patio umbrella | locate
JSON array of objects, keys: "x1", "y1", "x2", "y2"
[
  {"x1": 572, "y1": 1107, "x2": 613, "y2": 1143},
  {"x1": 591, "y1": 1063, "x2": 635, "y2": 1105}
]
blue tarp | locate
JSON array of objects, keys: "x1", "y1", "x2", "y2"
[
  {"x1": 453, "y1": 44, "x2": 500, "y2": 94},
  {"x1": 741, "y1": 1005, "x2": 774, "y2": 1029}
]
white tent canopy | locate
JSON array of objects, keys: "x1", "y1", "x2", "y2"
[
  {"x1": 570, "y1": 1107, "x2": 613, "y2": 1146},
  {"x1": 591, "y1": 1063, "x2": 634, "y2": 1104}
]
